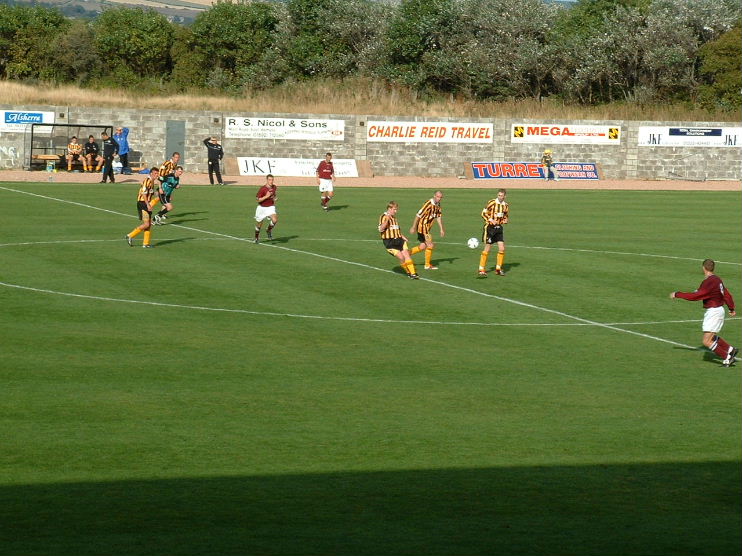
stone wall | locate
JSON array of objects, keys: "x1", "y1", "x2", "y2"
[{"x1": 0, "y1": 104, "x2": 738, "y2": 181}]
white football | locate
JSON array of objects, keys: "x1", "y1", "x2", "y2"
[{"x1": 467, "y1": 237, "x2": 480, "y2": 249}]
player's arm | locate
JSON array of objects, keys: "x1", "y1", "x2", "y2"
[
  {"x1": 409, "y1": 216, "x2": 420, "y2": 235},
  {"x1": 482, "y1": 203, "x2": 496, "y2": 225},
  {"x1": 673, "y1": 280, "x2": 712, "y2": 301},
  {"x1": 378, "y1": 214, "x2": 390, "y2": 233},
  {"x1": 437, "y1": 216, "x2": 445, "y2": 237},
  {"x1": 723, "y1": 287, "x2": 735, "y2": 315}
]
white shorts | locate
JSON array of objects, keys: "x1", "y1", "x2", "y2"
[
  {"x1": 318, "y1": 178, "x2": 334, "y2": 193},
  {"x1": 702, "y1": 306, "x2": 725, "y2": 333},
  {"x1": 255, "y1": 205, "x2": 277, "y2": 222}
]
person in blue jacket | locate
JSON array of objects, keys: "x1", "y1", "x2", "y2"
[{"x1": 113, "y1": 126, "x2": 131, "y2": 172}]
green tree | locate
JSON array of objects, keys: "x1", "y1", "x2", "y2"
[
  {"x1": 92, "y1": 7, "x2": 175, "y2": 85},
  {"x1": 698, "y1": 26, "x2": 742, "y2": 109},
  {"x1": 381, "y1": 0, "x2": 460, "y2": 90},
  {"x1": 0, "y1": 4, "x2": 69, "y2": 79},
  {"x1": 46, "y1": 19, "x2": 103, "y2": 84},
  {"x1": 181, "y1": 0, "x2": 278, "y2": 90}
]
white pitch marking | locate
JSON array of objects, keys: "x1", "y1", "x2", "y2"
[{"x1": 0, "y1": 185, "x2": 725, "y2": 349}]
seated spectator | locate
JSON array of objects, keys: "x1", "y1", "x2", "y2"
[
  {"x1": 66, "y1": 136, "x2": 86, "y2": 171},
  {"x1": 84, "y1": 135, "x2": 103, "y2": 172}
]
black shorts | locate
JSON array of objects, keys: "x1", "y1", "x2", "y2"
[
  {"x1": 483, "y1": 225, "x2": 504, "y2": 244},
  {"x1": 159, "y1": 192, "x2": 172, "y2": 205},
  {"x1": 416, "y1": 232, "x2": 430, "y2": 244},
  {"x1": 137, "y1": 201, "x2": 151, "y2": 221},
  {"x1": 383, "y1": 237, "x2": 406, "y2": 252},
  {"x1": 68, "y1": 153, "x2": 82, "y2": 160}
]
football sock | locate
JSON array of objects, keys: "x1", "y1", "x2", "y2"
[
  {"x1": 157, "y1": 208, "x2": 169, "y2": 217},
  {"x1": 267, "y1": 224, "x2": 275, "y2": 234},
  {"x1": 96, "y1": 165, "x2": 102, "y2": 171},
  {"x1": 321, "y1": 196, "x2": 328, "y2": 206},
  {"x1": 479, "y1": 251, "x2": 489, "y2": 270},
  {"x1": 406, "y1": 260, "x2": 417, "y2": 275},
  {"x1": 128, "y1": 228, "x2": 142, "y2": 238},
  {"x1": 425, "y1": 248, "x2": 433, "y2": 267},
  {"x1": 496, "y1": 251, "x2": 505, "y2": 269},
  {"x1": 409, "y1": 246, "x2": 422, "y2": 256},
  {"x1": 712, "y1": 336, "x2": 731, "y2": 358},
  {"x1": 143, "y1": 230, "x2": 151, "y2": 245},
  {"x1": 254, "y1": 227, "x2": 260, "y2": 239},
  {"x1": 149, "y1": 199, "x2": 159, "y2": 210}
]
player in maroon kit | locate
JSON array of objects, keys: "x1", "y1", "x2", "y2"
[
  {"x1": 254, "y1": 174, "x2": 278, "y2": 243},
  {"x1": 316, "y1": 152, "x2": 335, "y2": 211},
  {"x1": 671, "y1": 259, "x2": 737, "y2": 367}
]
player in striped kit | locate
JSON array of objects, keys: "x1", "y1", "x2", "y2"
[
  {"x1": 409, "y1": 190, "x2": 445, "y2": 270},
  {"x1": 478, "y1": 188, "x2": 509, "y2": 277},
  {"x1": 66, "y1": 136, "x2": 86, "y2": 172},
  {"x1": 124, "y1": 168, "x2": 159, "y2": 248},
  {"x1": 379, "y1": 201, "x2": 419, "y2": 279}
]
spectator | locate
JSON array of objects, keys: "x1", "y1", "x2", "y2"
[
  {"x1": 84, "y1": 135, "x2": 103, "y2": 172},
  {"x1": 113, "y1": 126, "x2": 130, "y2": 173}
]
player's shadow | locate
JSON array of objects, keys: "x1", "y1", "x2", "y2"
[
  {"x1": 152, "y1": 237, "x2": 195, "y2": 247},
  {"x1": 268, "y1": 235, "x2": 299, "y2": 244},
  {"x1": 432, "y1": 257, "x2": 459, "y2": 266},
  {"x1": 172, "y1": 211, "x2": 208, "y2": 218},
  {"x1": 169, "y1": 218, "x2": 208, "y2": 225},
  {"x1": 327, "y1": 204, "x2": 349, "y2": 211}
]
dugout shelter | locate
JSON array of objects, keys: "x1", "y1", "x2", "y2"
[{"x1": 27, "y1": 123, "x2": 113, "y2": 170}]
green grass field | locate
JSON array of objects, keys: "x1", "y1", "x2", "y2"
[{"x1": 1, "y1": 182, "x2": 740, "y2": 556}]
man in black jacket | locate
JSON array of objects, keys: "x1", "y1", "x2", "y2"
[
  {"x1": 203, "y1": 136, "x2": 224, "y2": 185},
  {"x1": 100, "y1": 131, "x2": 119, "y2": 184}
]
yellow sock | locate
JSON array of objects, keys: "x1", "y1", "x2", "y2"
[
  {"x1": 129, "y1": 228, "x2": 142, "y2": 238},
  {"x1": 425, "y1": 248, "x2": 433, "y2": 267},
  {"x1": 407, "y1": 260, "x2": 417, "y2": 275},
  {"x1": 409, "y1": 246, "x2": 422, "y2": 255},
  {"x1": 496, "y1": 251, "x2": 505, "y2": 269},
  {"x1": 479, "y1": 251, "x2": 489, "y2": 270},
  {"x1": 143, "y1": 230, "x2": 151, "y2": 245},
  {"x1": 149, "y1": 199, "x2": 159, "y2": 210},
  {"x1": 96, "y1": 165, "x2": 102, "y2": 171}
]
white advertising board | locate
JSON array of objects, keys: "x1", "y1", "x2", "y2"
[
  {"x1": 366, "y1": 121, "x2": 493, "y2": 143},
  {"x1": 511, "y1": 123, "x2": 621, "y2": 145},
  {"x1": 237, "y1": 157, "x2": 359, "y2": 178},
  {"x1": 225, "y1": 117, "x2": 345, "y2": 141},
  {"x1": 638, "y1": 126, "x2": 741, "y2": 147},
  {"x1": 0, "y1": 110, "x2": 56, "y2": 133}
]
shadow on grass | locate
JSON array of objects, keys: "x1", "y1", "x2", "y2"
[
  {"x1": 0, "y1": 462, "x2": 739, "y2": 556},
  {"x1": 152, "y1": 237, "x2": 195, "y2": 247},
  {"x1": 268, "y1": 235, "x2": 299, "y2": 244},
  {"x1": 326, "y1": 204, "x2": 349, "y2": 211}
]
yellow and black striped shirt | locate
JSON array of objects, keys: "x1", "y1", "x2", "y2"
[
  {"x1": 137, "y1": 177, "x2": 156, "y2": 203},
  {"x1": 414, "y1": 198, "x2": 442, "y2": 234},
  {"x1": 67, "y1": 142, "x2": 82, "y2": 155},
  {"x1": 379, "y1": 212, "x2": 402, "y2": 239},
  {"x1": 159, "y1": 159, "x2": 176, "y2": 177},
  {"x1": 482, "y1": 198, "x2": 509, "y2": 226}
]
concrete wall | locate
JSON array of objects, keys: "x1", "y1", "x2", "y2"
[{"x1": 0, "y1": 104, "x2": 738, "y2": 181}]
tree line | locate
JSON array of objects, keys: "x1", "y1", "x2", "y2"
[{"x1": 0, "y1": 0, "x2": 739, "y2": 110}]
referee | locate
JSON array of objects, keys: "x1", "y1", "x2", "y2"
[{"x1": 100, "y1": 131, "x2": 119, "y2": 184}]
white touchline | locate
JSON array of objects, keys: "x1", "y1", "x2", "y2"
[{"x1": 3, "y1": 185, "x2": 733, "y2": 349}]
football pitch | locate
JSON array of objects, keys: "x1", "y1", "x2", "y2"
[{"x1": 1, "y1": 182, "x2": 740, "y2": 556}]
